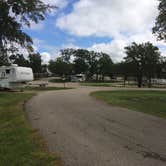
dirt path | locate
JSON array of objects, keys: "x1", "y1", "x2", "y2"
[{"x1": 26, "y1": 86, "x2": 166, "y2": 166}]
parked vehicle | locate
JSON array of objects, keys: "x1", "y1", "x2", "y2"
[
  {"x1": 70, "y1": 74, "x2": 85, "y2": 82},
  {"x1": 0, "y1": 64, "x2": 34, "y2": 89},
  {"x1": 151, "y1": 78, "x2": 166, "y2": 85}
]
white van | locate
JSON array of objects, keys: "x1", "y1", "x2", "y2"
[{"x1": 0, "y1": 64, "x2": 34, "y2": 89}]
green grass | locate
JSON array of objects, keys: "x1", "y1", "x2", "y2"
[
  {"x1": 49, "y1": 79, "x2": 66, "y2": 83},
  {"x1": 81, "y1": 82, "x2": 113, "y2": 87},
  {"x1": 91, "y1": 90, "x2": 166, "y2": 119},
  {"x1": 0, "y1": 91, "x2": 61, "y2": 166},
  {"x1": 24, "y1": 86, "x2": 70, "y2": 91}
]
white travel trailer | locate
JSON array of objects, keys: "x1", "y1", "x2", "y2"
[
  {"x1": 70, "y1": 74, "x2": 85, "y2": 82},
  {"x1": 0, "y1": 64, "x2": 34, "y2": 89}
]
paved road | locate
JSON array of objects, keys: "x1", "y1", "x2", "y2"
[{"x1": 26, "y1": 86, "x2": 166, "y2": 166}]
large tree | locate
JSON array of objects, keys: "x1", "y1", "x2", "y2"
[
  {"x1": 0, "y1": 0, "x2": 55, "y2": 64},
  {"x1": 112, "y1": 62, "x2": 136, "y2": 86},
  {"x1": 124, "y1": 42, "x2": 161, "y2": 88},
  {"x1": 60, "y1": 48, "x2": 114, "y2": 81},
  {"x1": 10, "y1": 54, "x2": 29, "y2": 67},
  {"x1": 49, "y1": 58, "x2": 72, "y2": 77},
  {"x1": 74, "y1": 58, "x2": 89, "y2": 75},
  {"x1": 60, "y1": 48, "x2": 75, "y2": 63},
  {"x1": 156, "y1": 57, "x2": 166, "y2": 78},
  {"x1": 143, "y1": 43, "x2": 161, "y2": 87},
  {"x1": 28, "y1": 53, "x2": 42, "y2": 74},
  {"x1": 98, "y1": 53, "x2": 113, "y2": 81},
  {"x1": 73, "y1": 49, "x2": 98, "y2": 80},
  {"x1": 66, "y1": 49, "x2": 90, "y2": 76},
  {"x1": 153, "y1": 0, "x2": 166, "y2": 40},
  {"x1": 74, "y1": 49, "x2": 99, "y2": 80},
  {"x1": 87, "y1": 51, "x2": 100, "y2": 80}
]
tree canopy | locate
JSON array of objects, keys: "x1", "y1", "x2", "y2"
[
  {"x1": 48, "y1": 49, "x2": 113, "y2": 81},
  {"x1": 153, "y1": 0, "x2": 166, "y2": 40},
  {"x1": 10, "y1": 54, "x2": 29, "y2": 67},
  {"x1": 49, "y1": 58, "x2": 72, "y2": 77},
  {"x1": 0, "y1": 0, "x2": 55, "y2": 62},
  {"x1": 28, "y1": 53, "x2": 42, "y2": 73},
  {"x1": 124, "y1": 42, "x2": 161, "y2": 87}
]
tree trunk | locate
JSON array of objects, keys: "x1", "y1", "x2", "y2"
[
  {"x1": 102, "y1": 74, "x2": 105, "y2": 82},
  {"x1": 0, "y1": 34, "x2": 3, "y2": 58},
  {"x1": 123, "y1": 75, "x2": 127, "y2": 87},
  {"x1": 148, "y1": 77, "x2": 152, "y2": 88},
  {"x1": 96, "y1": 74, "x2": 99, "y2": 81},
  {"x1": 137, "y1": 73, "x2": 142, "y2": 88}
]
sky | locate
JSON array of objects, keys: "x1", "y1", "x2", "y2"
[{"x1": 24, "y1": 0, "x2": 166, "y2": 64}]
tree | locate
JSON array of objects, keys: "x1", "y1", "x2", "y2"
[
  {"x1": 73, "y1": 49, "x2": 100, "y2": 80},
  {"x1": 87, "y1": 51, "x2": 99, "y2": 80},
  {"x1": 28, "y1": 53, "x2": 42, "y2": 74},
  {"x1": 53, "y1": 48, "x2": 114, "y2": 82},
  {"x1": 112, "y1": 62, "x2": 136, "y2": 86},
  {"x1": 153, "y1": 0, "x2": 166, "y2": 40},
  {"x1": 143, "y1": 43, "x2": 161, "y2": 87},
  {"x1": 156, "y1": 57, "x2": 166, "y2": 79},
  {"x1": 60, "y1": 48, "x2": 75, "y2": 63},
  {"x1": 73, "y1": 49, "x2": 90, "y2": 76},
  {"x1": 98, "y1": 53, "x2": 113, "y2": 81},
  {"x1": 48, "y1": 60, "x2": 56, "y2": 74},
  {"x1": 0, "y1": 52, "x2": 9, "y2": 66},
  {"x1": 0, "y1": 0, "x2": 55, "y2": 59},
  {"x1": 10, "y1": 54, "x2": 29, "y2": 67},
  {"x1": 74, "y1": 58, "x2": 89, "y2": 74},
  {"x1": 124, "y1": 42, "x2": 161, "y2": 88},
  {"x1": 125, "y1": 42, "x2": 143, "y2": 87},
  {"x1": 48, "y1": 58, "x2": 72, "y2": 77}
]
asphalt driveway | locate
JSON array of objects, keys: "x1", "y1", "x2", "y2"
[{"x1": 26, "y1": 86, "x2": 166, "y2": 166}]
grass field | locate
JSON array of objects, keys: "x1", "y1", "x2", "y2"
[
  {"x1": 91, "y1": 90, "x2": 166, "y2": 119},
  {"x1": 81, "y1": 82, "x2": 113, "y2": 87},
  {"x1": 24, "y1": 86, "x2": 70, "y2": 91},
  {"x1": 0, "y1": 89, "x2": 65, "y2": 166},
  {"x1": 49, "y1": 79, "x2": 65, "y2": 83}
]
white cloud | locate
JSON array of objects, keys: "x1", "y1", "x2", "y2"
[
  {"x1": 89, "y1": 30, "x2": 166, "y2": 62},
  {"x1": 41, "y1": 52, "x2": 51, "y2": 64},
  {"x1": 62, "y1": 43, "x2": 80, "y2": 50},
  {"x1": 89, "y1": 39, "x2": 127, "y2": 62},
  {"x1": 56, "y1": 0, "x2": 159, "y2": 38},
  {"x1": 12, "y1": 38, "x2": 53, "y2": 63},
  {"x1": 33, "y1": 38, "x2": 46, "y2": 51},
  {"x1": 32, "y1": 38, "x2": 60, "y2": 60},
  {"x1": 26, "y1": 21, "x2": 45, "y2": 31},
  {"x1": 56, "y1": 0, "x2": 166, "y2": 61},
  {"x1": 41, "y1": 0, "x2": 68, "y2": 8},
  {"x1": 41, "y1": 0, "x2": 68, "y2": 16},
  {"x1": 25, "y1": 0, "x2": 68, "y2": 31}
]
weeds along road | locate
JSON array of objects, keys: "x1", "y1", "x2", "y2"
[{"x1": 26, "y1": 86, "x2": 166, "y2": 166}]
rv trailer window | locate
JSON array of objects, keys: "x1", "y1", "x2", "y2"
[
  {"x1": 6, "y1": 69, "x2": 10, "y2": 74},
  {"x1": 1, "y1": 72, "x2": 5, "y2": 78}
]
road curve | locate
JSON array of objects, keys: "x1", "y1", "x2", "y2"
[{"x1": 26, "y1": 86, "x2": 166, "y2": 166}]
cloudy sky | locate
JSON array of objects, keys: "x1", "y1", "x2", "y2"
[{"x1": 24, "y1": 0, "x2": 166, "y2": 64}]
